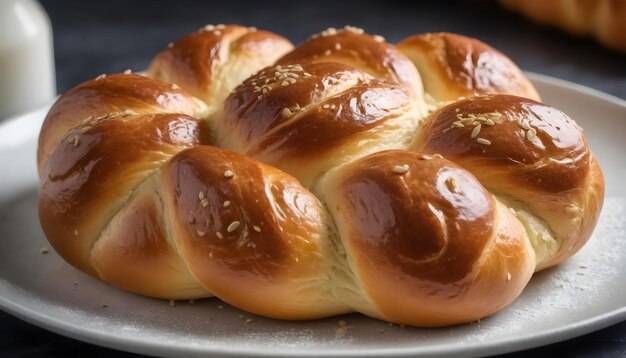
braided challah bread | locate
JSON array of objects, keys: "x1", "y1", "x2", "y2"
[{"x1": 37, "y1": 25, "x2": 604, "y2": 327}]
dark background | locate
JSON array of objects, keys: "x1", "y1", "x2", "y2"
[{"x1": 2, "y1": 0, "x2": 624, "y2": 357}]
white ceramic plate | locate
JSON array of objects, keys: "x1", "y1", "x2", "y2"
[{"x1": 1, "y1": 73, "x2": 625, "y2": 358}]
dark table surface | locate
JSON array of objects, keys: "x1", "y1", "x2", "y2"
[{"x1": 2, "y1": 0, "x2": 625, "y2": 357}]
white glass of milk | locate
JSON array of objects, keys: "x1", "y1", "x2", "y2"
[{"x1": 0, "y1": 0, "x2": 56, "y2": 120}]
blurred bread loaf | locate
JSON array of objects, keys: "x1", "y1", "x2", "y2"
[{"x1": 500, "y1": 0, "x2": 626, "y2": 53}]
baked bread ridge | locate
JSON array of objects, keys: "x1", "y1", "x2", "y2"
[
  {"x1": 37, "y1": 24, "x2": 604, "y2": 327},
  {"x1": 396, "y1": 32, "x2": 541, "y2": 103}
]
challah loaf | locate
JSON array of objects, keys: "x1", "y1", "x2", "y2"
[{"x1": 37, "y1": 25, "x2": 604, "y2": 327}]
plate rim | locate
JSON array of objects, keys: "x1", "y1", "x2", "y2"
[{"x1": 1, "y1": 72, "x2": 625, "y2": 358}]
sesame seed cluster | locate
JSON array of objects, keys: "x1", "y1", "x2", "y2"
[{"x1": 252, "y1": 64, "x2": 313, "y2": 102}]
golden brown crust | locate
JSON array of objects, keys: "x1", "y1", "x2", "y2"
[
  {"x1": 277, "y1": 26, "x2": 423, "y2": 95},
  {"x1": 161, "y1": 145, "x2": 346, "y2": 318},
  {"x1": 322, "y1": 150, "x2": 534, "y2": 326},
  {"x1": 37, "y1": 73, "x2": 208, "y2": 175},
  {"x1": 147, "y1": 25, "x2": 294, "y2": 110},
  {"x1": 38, "y1": 113, "x2": 209, "y2": 275},
  {"x1": 414, "y1": 94, "x2": 603, "y2": 269},
  {"x1": 37, "y1": 25, "x2": 605, "y2": 327},
  {"x1": 414, "y1": 94, "x2": 589, "y2": 193},
  {"x1": 219, "y1": 62, "x2": 421, "y2": 186},
  {"x1": 397, "y1": 33, "x2": 540, "y2": 102}
]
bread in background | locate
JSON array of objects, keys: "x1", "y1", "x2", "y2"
[{"x1": 500, "y1": 0, "x2": 626, "y2": 53}]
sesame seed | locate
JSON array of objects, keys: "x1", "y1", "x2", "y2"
[
  {"x1": 484, "y1": 119, "x2": 495, "y2": 126},
  {"x1": 471, "y1": 124, "x2": 482, "y2": 138},
  {"x1": 335, "y1": 43, "x2": 342, "y2": 50},
  {"x1": 123, "y1": 69, "x2": 132, "y2": 75},
  {"x1": 373, "y1": 35, "x2": 385, "y2": 42},
  {"x1": 121, "y1": 109, "x2": 137, "y2": 116},
  {"x1": 432, "y1": 153, "x2": 443, "y2": 159},
  {"x1": 216, "y1": 232, "x2": 223, "y2": 239},
  {"x1": 282, "y1": 108, "x2": 292, "y2": 117},
  {"x1": 452, "y1": 121, "x2": 465, "y2": 128},
  {"x1": 320, "y1": 27, "x2": 338, "y2": 37},
  {"x1": 420, "y1": 154, "x2": 432, "y2": 160},
  {"x1": 197, "y1": 230, "x2": 206, "y2": 237},
  {"x1": 455, "y1": 108, "x2": 460, "y2": 113},
  {"x1": 171, "y1": 83, "x2": 180, "y2": 90},
  {"x1": 445, "y1": 177, "x2": 457, "y2": 192},
  {"x1": 227, "y1": 221, "x2": 241, "y2": 233},
  {"x1": 281, "y1": 81, "x2": 290, "y2": 86},
  {"x1": 253, "y1": 225, "x2": 261, "y2": 232},
  {"x1": 322, "y1": 104, "x2": 330, "y2": 109},
  {"x1": 209, "y1": 251, "x2": 213, "y2": 258},
  {"x1": 476, "y1": 138, "x2": 491, "y2": 145},
  {"x1": 344, "y1": 25, "x2": 364, "y2": 34},
  {"x1": 95, "y1": 74, "x2": 106, "y2": 81},
  {"x1": 521, "y1": 120, "x2": 531, "y2": 130},
  {"x1": 203, "y1": 24, "x2": 215, "y2": 31},
  {"x1": 201, "y1": 199, "x2": 209, "y2": 208},
  {"x1": 40, "y1": 247, "x2": 49, "y2": 255},
  {"x1": 167, "y1": 42, "x2": 174, "y2": 48},
  {"x1": 224, "y1": 170, "x2": 234, "y2": 178},
  {"x1": 507, "y1": 272, "x2": 512, "y2": 281},
  {"x1": 74, "y1": 230, "x2": 78, "y2": 236},
  {"x1": 526, "y1": 127, "x2": 537, "y2": 141},
  {"x1": 199, "y1": 191, "x2": 205, "y2": 200},
  {"x1": 223, "y1": 200, "x2": 230, "y2": 208},
  {"x1": 392, "y1": 165, "x2": 409, "y2": 174},
  {"x1": 324, "y1": 50, "x2": 331, "y2": 56},
  {"x1": 72, "y1": 135, "x2": 80, "y2": 147}
]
